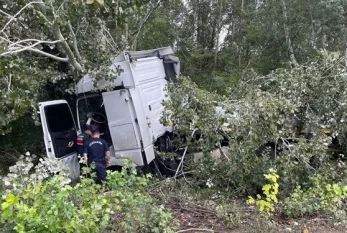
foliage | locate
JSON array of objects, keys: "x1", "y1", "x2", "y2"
[
  {"x1": 0, "y1": 156, "x2": 175, "y2": 233},
  {"x1": 106, "y1": 162, "x2": 176, "y2": 233},
  {"x1": 0, "y1": 115, "x2": 43, "y2": 151},
  {"x1": 163, "y1": 76, "x2": 297, "y2": 196},
  {"x1": 164, "y1": 51, "x2": 347, "y2": 212},
  {"x1": 0, "y1": 57, "x2": 47, "y2": 134},
  {"x1": 162, "y1": 76, "x2": 224, "y2": 152},
  {"x1": 247, "y1": 169, "x2": 279, "y2": 216},
  {"x1": 284, "y1": 174, "x2": 347, "y2": 218},
  {"x1": 0, "y1": 0, "x2": 153, "y2": 132}
]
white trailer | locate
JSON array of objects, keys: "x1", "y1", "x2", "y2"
[{"x1": 39, "y1": 47, "x2": 180, "y2": 179}]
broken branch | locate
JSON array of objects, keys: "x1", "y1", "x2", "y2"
[
  {"x1": 175, "y1": 228, "x2": 214, "y2": 233},
  {"x1": 174, "y1": 146, "x2": 188, "y2": 178}
]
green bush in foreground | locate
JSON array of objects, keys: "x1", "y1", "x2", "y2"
[
  {"x1": 0, "y1": 156, "x2": 175, "y2": 233},
  {"x1": 284, "y1": 174, "x2": 347, "y2": 218}
]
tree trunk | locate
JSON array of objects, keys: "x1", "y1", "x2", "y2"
[
  {"x1": 281, "y1": 0, "x2": 299, "y2": 67},
  {"x1": 238, "y1": 0, "x2": 245, "y2": 69},
  {"x1": 343, "y1": 3, "x2": 347, "y2": 66},
  {"x1": 214, "y1": 0, "x2": 223, "y2": 70},
  {"x1": 52, "y1": 24, "x2": 83, "y2": 73}
]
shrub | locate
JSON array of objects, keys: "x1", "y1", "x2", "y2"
[
  {"x1": 106, "y1": 163, "x2": 176, "y2": 232},
  {"x1": 247, "y1": 168, "x2": 279, "y2": 216},
  {"x1": 0, "y1": 155, "x2": 176, "y2": 233},
  {"x1": 284, "y1": 174, "x2": 347, "y2": 218}
]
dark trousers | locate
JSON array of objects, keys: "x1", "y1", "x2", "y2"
[{"x1": 88, "y1": 161, "x2": 107, "y2": 184}]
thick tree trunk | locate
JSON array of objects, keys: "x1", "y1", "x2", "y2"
[{"x1": 281, "y1": 0, "x2": 299, "y2": 67}]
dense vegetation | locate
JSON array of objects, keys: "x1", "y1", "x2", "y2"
[{"x1": 2, "y1": 0, "x2": 347, "y2": 232}]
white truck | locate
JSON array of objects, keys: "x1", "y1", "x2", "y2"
[{"x1": 39, "y1": 47, "x2": 180, "y2": 179}]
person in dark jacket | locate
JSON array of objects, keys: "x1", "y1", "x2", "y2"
[
  {"x1": 76, "y1": 124, "x2": 92, "y2": 156},
  {"x1": 77, "y1": 124, "x2": 92, "y2": 176},
  {"x1": 83, "y1": 128, "x2": 110, "y2": 184}
]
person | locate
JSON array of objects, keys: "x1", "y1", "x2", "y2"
[
  {"x1": 83, "y1": 128, "x2": 110, "y2": 184},
  {"x1": 76, "y1": 124, "x2": 92, "y2": 156},
  {"x1": 77, "y1": 124, "x2": 92, "y2": 177}
]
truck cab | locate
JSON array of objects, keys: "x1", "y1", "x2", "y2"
[{"x1": 39, "y1": 47, "x2": 180, "y2": 179}]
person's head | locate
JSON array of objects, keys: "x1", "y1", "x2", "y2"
[
  {"x1": 84, "y1": 124, "x2": 92, "y2": 136},
  {"x1": 91, "y1": 128, "x2": 101, "y2": 138}
]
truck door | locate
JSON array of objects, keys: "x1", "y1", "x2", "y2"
[
  {"x1": 39, "y1": 100, "x2": 79, "y2": 178},
  {"x1": 102, "y1": 90, "x2": 154, "y2": 166}
]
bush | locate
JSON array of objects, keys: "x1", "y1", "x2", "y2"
[
  {"x1": 284, "y1": 174, "x2": 347, "y2": 218},
  {"x1": 0, "y1": 155, "x2": 176, "y2": 233},
  {"x1": 247, "y1": 168, "x2": 279, "y2": 216}
]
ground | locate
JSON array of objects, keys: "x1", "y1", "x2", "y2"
[{"x1": 150, "y1": 179, "x2": 347, "y2": 233}]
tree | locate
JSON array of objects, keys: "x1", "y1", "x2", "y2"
[{"x1": 0, "y1": 0, "x2": 153, "y2": 134}]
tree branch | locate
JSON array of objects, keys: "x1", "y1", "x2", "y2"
[
  {"x1": 131, "y1": 0, "x2": 161, "y2": 50},
  {"x1": 281, "y1": 0, "x2": 299, "y2": 67},
  {"x1": 0, "y1": 9, "x2": 12, "y2": 18},
  {"x1": 9, "y1": 38, "x2": 61, "y2": 48},
  {"x1": 1, "y1": 1, "x2": 45, "y2": 33},
  {"x1": 34, "y1": 9, "x2": 52, "y2": 25},
  {"x1": 67, "y1": 21, "x2": 82, "y2": 62},
  {"x1": 101, "y1": 24, "x2": 118, "y2": 51},
  {"x1": 52, "y1": 24, "x2": 83, "y2": 72},
  {"x1": 0, "y1": 36, "x2": 68, "y2": 62},
  {"x1": 22, "y1": 47, "x2": 69, "y2": 62},
  {"x1": 175, "y1": 229, "x2": 214, "y2": 233},
  {"x1": 2, "y1": 40, "x2": 62, "y2": 56},
  {"x1": 7, "y1": 74, "x2": 12, "y2": 93}
]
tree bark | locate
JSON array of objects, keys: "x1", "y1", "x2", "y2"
[
  {"x1": 214, "y1": 0, "x2": 223, "y2": 70},
  {"x1": 52, "y1": 24, "x2": 83, "y2": 72},
  {"x1": 239, "y1": 0, "x2": 244, "y2": 68},
  {"x1": 343, "y1": 3, "x2": 347, "y2": 66},
  {"x1": 281, "y1": 0, "x2": 299, "y2": 67}
]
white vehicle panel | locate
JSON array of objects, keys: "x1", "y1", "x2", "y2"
[
  {"x1": 39, "y1": 100, "x2": 80, "y2": 180},
  {"x1": 102, "y1": 90, "x2": 146, "y2": 165}
]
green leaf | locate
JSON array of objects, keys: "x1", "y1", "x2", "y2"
[
  {"x1": 5, "y1": 194, "x2": 19, "y2": 205},
  {"x1": 1, "y1": 202, "x2": 10, "y2": 210},
  {"x1": 14, "y1": 224, "x2": 25, "y2": 233},
  {"x1": 86, "y1": 0, "x2": 94, "y2": 4}
]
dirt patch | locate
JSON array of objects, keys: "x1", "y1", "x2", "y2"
[
  {"x1": 162, "y1": 196, "x2": 346, "y2": 233},
  {"x1": 164, "y1": 196, "x2": 239, "y2": 233}
]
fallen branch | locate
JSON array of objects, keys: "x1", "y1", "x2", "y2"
[
  {"x1": 175, "y1": 228, "x2": 214, "y2": 233},
  {"x1": 174, "y1": 146, "x2": 188, "y2": 178},
  {"x1": 218, "y1": 143, "x2": 230, "y2": 161}
]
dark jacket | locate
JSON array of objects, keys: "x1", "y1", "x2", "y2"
[{"x1": 76, "y1": 133, "x2": 90, "y2": 156}]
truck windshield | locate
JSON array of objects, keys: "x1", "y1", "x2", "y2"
[
  {"x1": 77, "y1": 95, "x2": 104, "y2": 128},
  {"x1": 77, "y1": 95, "x2": 112, "y2": 145}
]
